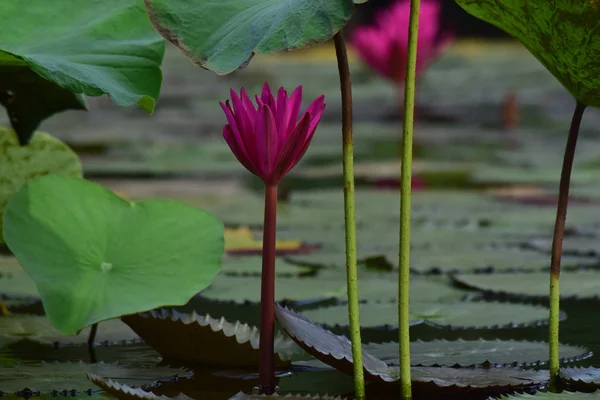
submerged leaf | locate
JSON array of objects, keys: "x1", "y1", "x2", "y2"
[
  {"x1": 455, "y1": 0, "x2": 600, "y2": 107},
  {"x1": 4, "y1": 175, "x2": 224, "y2": 334},
  {"x1": 144, "y1": 0, "x2": 355, "y2": 74},
  {"x1": 301, "y1": 300, "x2": 553, "y2": 330},
  {"x1": 452, "y1": 270, "x2": 600, "y2": 299},
  {"x1": 121, "y1": 308, "x2": 301, "y2": 368},
  {"x1": 0, "y1": 128, "x2": 82, "y2": 243}
]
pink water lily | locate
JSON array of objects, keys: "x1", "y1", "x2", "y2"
[
  {"x1": 220, "y1": 83, "x2": 325, "y2": 184},
  {"x1": 350, "y1": 0, "x2": 454, "y2": 82}
]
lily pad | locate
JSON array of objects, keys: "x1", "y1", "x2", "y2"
[
  {"x1": 144, "y1": 0, "x2": 356, "y2": 74},
  {"x1": 560, "y1": 367, "x2": 600, "y2": 388},
  {"x1": 0, "y1": 128, "x2": 82, "y2": 243},
  {"x1": 224, "y1": 227, "x2": 316, "y2": 256},
  {"x1": 121, "y1": 308, "x2": 302, "y2": 368},
  {"x1": 0, "y1": 315, "x2": 139, "y2": 346},
  {"x1": 455, "y1": 0, "x2": 600, "y2": 107},
  {"x1": 221, "y1": 256, "x2": 316, "y2": 277},
  {"x1": 498, "y1": 392, "x2": 600, "y2": 399},
  {"x1": 0, "y1": 0, "x2": 165, "y2": 142},
  {"x1": 0, "y1": 256, "x2": 38, "y2": 299},
  {"x1": 275, "y1": 305, "x2": 550, "y2": 388},
  {"x1": 0, "y1": 361, "x2": 187, "y2": 394},
  {"x1": 363, "y1": 339, "x2": 590, "y2": 368},
  {"x1": 300, "y1": 300, "x2": 554, "y2": 330},
  {"x1": 3, "y1": 175, "x2": 225, "y2": 334},
  {"x1": 452, "y1": 270, "x2": 600, "y2": 300}
]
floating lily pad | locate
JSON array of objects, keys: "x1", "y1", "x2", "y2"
[
  {"x1": 452, "y1": 270, "x2": 600, "y2": 300},
  {"x1": 363, "y1": 339, "x2": 590, "y2": 367},
  {"x1": 301, "y1": 300, "x2": 553, "y2": 330},
  {"x1": 498, "y1": 391, "x2": 600, "y2": 399},
  {"x1": 0, "y1": 256, "x2": 38, "y2": 299},
  {"x1": 144, "y1": 0, "x2": 357, "y2": 74},
  {"x1": 0, "y1": 128, "x2": 82, "y2": 243},
  {"x1": 0, "y1": 0, "x2": 165, "y2": 142},
  {"x1": 221, "y1": 256, "x2": 315, "y2": 277},
  {"x1": 526, "y1": 237, "x2": 600, "y2": 258},
  {"x1": 0, "y1": 315, "x2": 138, "y2": 346},
  {"x1": 560, "y1": 367, "x2": 600, "y2": 388},
  {"x1": 121, "y1": 308, "x2": 302, "y2": 368},
  {"x1": 455, "y1": 0, "x2": 600, "y2": 107},
  {"x1": 3, "y1": 175, "x2": 225, "y2": 334},
  {"x1": 224, "y1": 227, "x2": 316, "y2": 256},
  {"x1": 275, "y1": 305, "x2": 550, "y2": 388},
  {"x1": 0, "y1": 361, "x2": 187, "y2": 394}
]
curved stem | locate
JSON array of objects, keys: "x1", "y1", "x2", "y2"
[
  {"x1": 259, "y1": 183, "x2": 277, "y2": 394},
  {"x1": 549, "y1": 101, "x2": 586, "y2": 391},
  {"x1": 333, "y1": 31, "x2": 365, "y2": 400},
  {"x1": 87, "y1": 323, "x2": 98, "y2": 364},
  {"x1": 399, "y1": 1, "x2": 421, "y2": 399}
]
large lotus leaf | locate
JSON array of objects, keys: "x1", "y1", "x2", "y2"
[
  {"x1": 0, "y1": 67, "x2": 87, "y2": 145},
  {"x1": 0, "y1": 315, "x2": 138, "y2": 348},
  {"x1": 275, "y1": 305, "x2": 549, "y2": 388},
  {"x1": 0, "y1": 0, "x2": 165, "y2": 143},
  {"x1": 300, "y1": 300, "x2": 553, "y2": 330},
  {"x1": 0, "y1": 361, "x2": 186, "y2": 394},
  {"x1": 0, "y1": 128, "x2": 82, "y2": 243},
  {"x1": 454, "y1": 1, "x2": 600, "y2": 107},
  {"x1": 561, "y1": 367, "x2": 600, "y2": 388},
  {"x1": 3, "y1": 175, "x2": 224, "y2": 334},
  {"x1": 143, "y1": 0, "x2": 357, "y2": 75},
  {"x1": 363, "y1": 339, "x2": 590, "y2": 368},
  {"x1": 498, "y1": 392, "x2": 600, "y2": 399},
  {"x1": 453, "y1": 270, "x2": 600, "y2": 299},
  {"x1": 0, "y1": 256, "x2": 38, "y2": 299},
  {"x1": 121, "y1": 308, "x2": 302, "y2": 367}
]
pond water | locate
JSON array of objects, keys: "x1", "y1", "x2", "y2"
[{"x1": 1, "y1": 41, "x2": 600, "y2": 399}]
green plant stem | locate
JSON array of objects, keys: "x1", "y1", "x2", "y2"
[
  {"x1": 333, "y1": 31, "x2": 365, "y2": 400},
  {"x1": 399, "y1": 1, "x2": 421, "y2": 399},
  {"x1": 259, "y1": 182, "x2": 277, "y2": 394},
  {"x1": 549, "y1": 101, "x2": 586, "y2": 391},
  {"x1": 87, "y1": 323, "x2": 98, "y2": 364}
]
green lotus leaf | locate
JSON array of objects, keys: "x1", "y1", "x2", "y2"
[
  {"x1": 275, "y1": 305, "x2": 549, "y2": 388},
  {"x1": 452, "y1": 270, "x2": 600, "y2": 299},
  {"x1": 3, "y1": 175, "x2": 224, "y2": 334},
  {"x1": 0, "y1": 0, "x2": 165, "y2": 142},
  {"x1": 121, "y1": 308, "x2": 302, "y2": 368},
  {"x1": 143, "y1": 0, "x2": 357, "y2": 74},
  {"x1": 301, "y1": 300, "x2": 553, "y2": 330},
  {"x1": 0, "y1": 128, "x2": 82, "y2": 243},
  {"x1": 0, "y1": 361, "x2": 187, "y2": 394},
  {"x1": 362, "y1": 339, "x2": 589, "y2": 368},
  {"x1": 455, "y1": 0, "x2": 600, "y2": 107}
]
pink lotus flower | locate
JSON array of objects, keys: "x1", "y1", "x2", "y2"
[
  {"x1": 350, "y1": 0, "x2": 454, "y2": 82},
  {"x1": 220, "y1": 83, "x2": 325, "y2": 184}
]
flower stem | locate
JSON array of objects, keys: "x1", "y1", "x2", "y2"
[
  {"x1": 333, "y1": 31, "x2": 365, "y2": 400},
  {"x1": 259, "y1": 182, "x2": 277, "y2": 394},
  {"x1": 549, "y1": 101, "x2": 586, "y2": 391},
  {"x1": 399, "y1": 1, "x2": 421, "y2": 399},
  {"x1": 87, "y1": 323, "x2": 98, "y2": 363}
]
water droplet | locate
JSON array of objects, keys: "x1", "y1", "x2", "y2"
[{"x1": 100, "y1": 262, "x2": 113, "y2": 272}]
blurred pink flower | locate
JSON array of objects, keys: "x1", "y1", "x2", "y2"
[
  {"x1": 350, "y1": 0, "x2": 454, "y2": 82},
  {"x1": 220, "y1": 83, "x2": 325, "y2": 184}
]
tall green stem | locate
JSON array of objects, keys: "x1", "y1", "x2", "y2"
[
  {"x1": 333, "y1": 31, "x2": 365, "y2": 400},
  {"x1": 549, "y1": 101, "x2": 586, "y2": 391},
  {"x1": 259, "y1": 182, "x2": 277, "y2": 394},
  {"x1": 399, "y1": 1, "x2": 421, "y2": 399}
]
